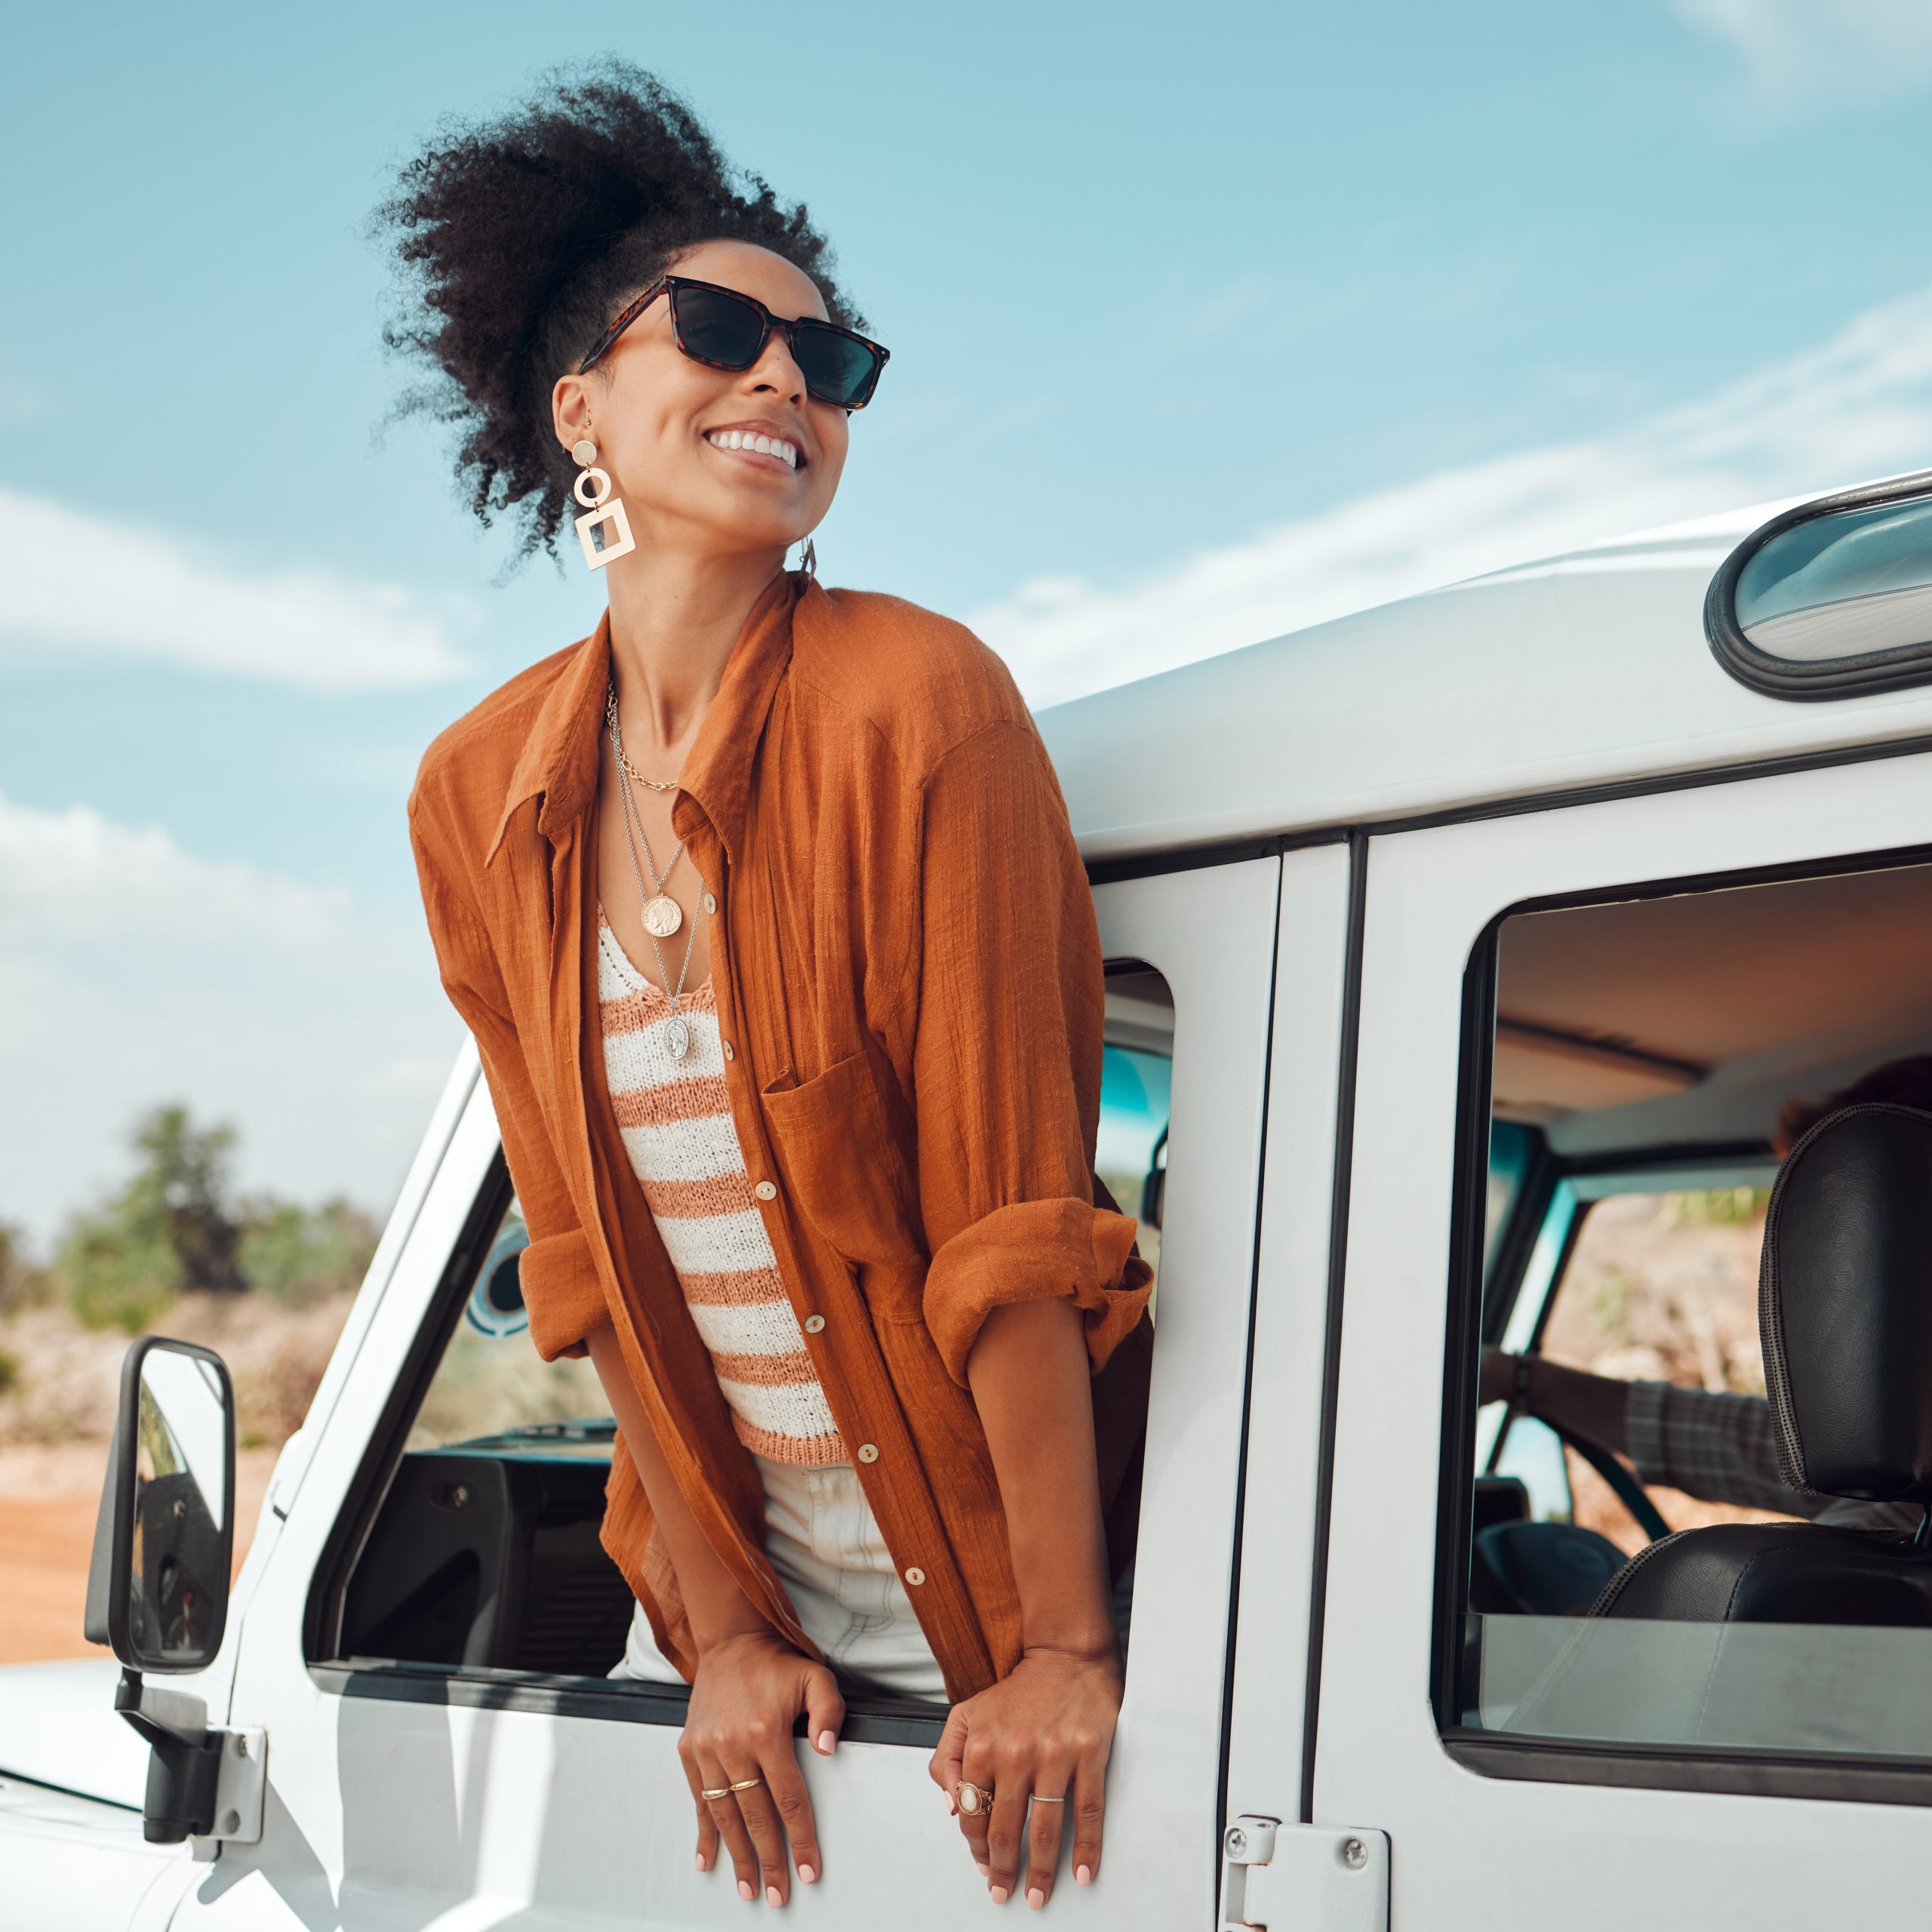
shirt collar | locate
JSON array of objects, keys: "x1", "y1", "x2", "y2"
[
  {"x1": 483, "y1": 573, "x2": 801, "y2": 867},
  {"x1": 670, "y1": 571, "x2": 801, "y2": 861}
]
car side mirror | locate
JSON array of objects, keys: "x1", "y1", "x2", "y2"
[
  {"x1": 85, "y1": 1336, "x2": 236, "y2": 1674},
  {"x1": 81, "y1": 1337, "x2": 261, "y2": 1847}
]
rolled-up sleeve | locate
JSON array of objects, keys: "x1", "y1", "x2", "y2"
[
  {"x1": 911, "y1": 721, "x2": 1153, "y2": 1385},
  {"x1": 408, "y1": 804, "x2": 608, "y2": 1362}
]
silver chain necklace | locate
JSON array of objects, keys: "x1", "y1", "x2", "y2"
[{"x1": 605, "y1": 701, "x2": 704, "y2": 1060}]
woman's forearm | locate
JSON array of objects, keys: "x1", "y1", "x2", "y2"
[
  {"x1": 585, "y1": 1322, "x2": 773, "y2": 1653},
  {"x1": 966, "y1": 1299, "x2": 1115, "y2": 1657}
]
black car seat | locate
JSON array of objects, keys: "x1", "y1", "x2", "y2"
[{"x1": 1590, "y1": 1103, "x2": 1932, "y2": 1628}]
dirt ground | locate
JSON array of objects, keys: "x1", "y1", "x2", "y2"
[{"x1": 0, "y1": 1436, "x2": 281, "y2": 1666}]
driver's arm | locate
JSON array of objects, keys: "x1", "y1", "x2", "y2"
[
  {"x1": 1478, "y1": 1349, "x2": 1632, "y2": 1454},
  {"x1": 1481, "y1": 1348, "x2": 1831, "y2": 1518}
]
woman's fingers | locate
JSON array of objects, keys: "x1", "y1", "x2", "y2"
[
  {"x1": 804, "y1": 1663, "x2": 845, "y2": 1760},
  {"x1": 1024, "y1": 1779, "x2": 1072, "y2": 1909},
  {"x1": 930, "y1": 1704, "x2": 967, "y2": 1794},
  {"x1": 955, "y1": 1731, "x2": 995, "y2": 1876},
  {"x1": 760, "y1": 1735, "x2": 824, "y2": 1887},
  {"x1": 725, "y1": 1756, "x2": 795, "y2": 1908},
  {"x1": 691, "y1": 1751, "x2": 761, "y2": 1901},
  {"x1": 1069, "y1": 1752, "x2": 1107, "y2": 1888},
  {"x1": 982, "y1": 1756, "x2": 1030, "y2": 1906},
  {"x1": 677, "y1": 1750, "x2": 722, "y2": 1874}
]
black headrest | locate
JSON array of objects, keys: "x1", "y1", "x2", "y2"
[{"x1": 1761, "y1": 1103, "x2": 1932, "y2": 1503}]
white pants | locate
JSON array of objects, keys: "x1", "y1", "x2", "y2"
[{"x1": 610, "y1": 1453, "x2": 949, "y2": 1701}]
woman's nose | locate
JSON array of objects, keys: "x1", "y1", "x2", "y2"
[{"x1": 743, "y1": 333, "x2": 806, "y2": 403}]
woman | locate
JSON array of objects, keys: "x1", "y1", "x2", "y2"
[{"x1": 384, "y1": 63, "x2": 1152, "y2": 1913}]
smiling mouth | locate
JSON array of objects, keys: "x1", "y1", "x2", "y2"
[{"x1": 704, "y1": 427, "x2": 803, "y2": 471}]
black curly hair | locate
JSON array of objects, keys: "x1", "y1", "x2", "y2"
[{"x1": 372, "y1": 58, "x2": 861, "y2": 566}]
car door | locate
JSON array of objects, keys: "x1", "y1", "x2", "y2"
[
  {"x1": 1260, "y1": 746, "x2": 1932, "y2": 1930},
  {"x1": 168, "y1": 855, "x2": 1286, "y2": 1930}
]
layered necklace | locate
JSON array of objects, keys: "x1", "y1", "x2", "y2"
[{"x1": 604, "y1": 686, "x2": 703, "y2": 1061}]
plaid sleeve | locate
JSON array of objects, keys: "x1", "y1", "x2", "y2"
[{"x1": 1624, "y1": 1381, "x2": 1830, "y2": 1518}]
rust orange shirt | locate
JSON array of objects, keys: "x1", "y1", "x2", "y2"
[{"x1": 406, "y1": 571, "x2": 1152, "y2": 1700}]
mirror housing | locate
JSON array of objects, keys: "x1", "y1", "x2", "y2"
[{"x1": 85, "y1": 1335, "x2": 236, "y2": 1674}]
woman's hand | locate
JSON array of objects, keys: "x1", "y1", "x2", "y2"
[
  {"x1": 680, "y1": 1629, "x2": 845, "y2": 1908},
  {"x1": 929, "y1": 1643, "x2": 1123, "y2": 1909}
]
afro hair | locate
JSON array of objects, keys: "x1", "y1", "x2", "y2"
[{"x1": 371, "y1": 58, "x2": 860, "y2": 565}]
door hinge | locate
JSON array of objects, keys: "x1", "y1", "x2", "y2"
[{"x1": 1221, "y1": 1815, "x2": 1389, "y2": 1931}]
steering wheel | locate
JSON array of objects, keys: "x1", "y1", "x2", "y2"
[{"x1": 1540, "y1": 1414, "x2": 1672, "y2": 1544}]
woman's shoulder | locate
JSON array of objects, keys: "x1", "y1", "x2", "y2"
[
  {"x1": 407, "y1": 638, "x2": 585, "y2": 854},
  {"x1": 791, "y1": 583, "x2": 1036, "y2": 781}
]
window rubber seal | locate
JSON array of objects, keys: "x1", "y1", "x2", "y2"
[{"x1": 1705, "y1": 469, "x2": 1932, "y2": 703}]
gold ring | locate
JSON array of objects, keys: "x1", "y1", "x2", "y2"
[
  {"x1": 700, "y1": 1786, "x2": 733, "y2": 1801},
  {"x1": 728, "y1": 1776, "x2": 764, "y2": 1793},
  {"x1": 954, "y1": 1778, "x2": 993, "y2": 1815}
]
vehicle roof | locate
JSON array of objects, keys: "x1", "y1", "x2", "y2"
[{"x1": 1037, "y1": 481, "x2": 1932, "y2": 863}]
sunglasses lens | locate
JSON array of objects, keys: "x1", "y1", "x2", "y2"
[
  {"x1": 792, "y1": 323, "x2": 882, "y2": 408},
  {"x1": 671, "y1": 285, "x2": 768, "y2": 368}
]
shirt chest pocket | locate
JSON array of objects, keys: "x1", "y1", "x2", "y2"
[{"x1": 760, "y1": 1050, "x2": 928, "y2": 1309}]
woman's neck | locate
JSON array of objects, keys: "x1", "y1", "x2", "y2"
[{"x1": 602, "y1": 541, "x2": 788, "y2": 765}]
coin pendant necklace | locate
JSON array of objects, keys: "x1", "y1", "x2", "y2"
[
  {"x1": 605, "y1": 699, "x2": 703, "y2": 1060},
  {"x1": 604, "y1": 689, "x2": 685, "y2": 937}
]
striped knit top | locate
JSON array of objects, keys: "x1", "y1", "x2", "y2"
[{"x1": 595, "y1": 909, "x2": 847, "y2": 1466}]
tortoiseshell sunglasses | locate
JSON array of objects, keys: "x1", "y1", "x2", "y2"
[{"x1": 577, "y1": 275, "x2": 890, "y2": 410}]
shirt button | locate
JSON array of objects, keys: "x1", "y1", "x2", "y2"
[
  {"x1": 856, "y1": 1442, "x2": 879, "y2": 1463},
  {"x1": 721, "y1": 1040, "x2": 735, "y2": 1061},
  {"x1": 753, "y1": 1180, "x2": 777, "y2": 1201},
  {"x1": 904, "y1": 1567, "x2": 927, "y2": 1587},
  {"x1": 703, "y1": 891, "x2": 718, "y2": 915},
  {"x1": 803, "y1": 1314, "x2": 826, "y2": 1334}
]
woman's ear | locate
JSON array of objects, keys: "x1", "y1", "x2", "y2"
[{"x1": 552, "y1": 371, "x2": 594, "y2": 452}]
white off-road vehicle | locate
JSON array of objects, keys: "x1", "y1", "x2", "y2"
[{"x1": 10, "y1": 471, "x2": 1932, "y2": 1928}]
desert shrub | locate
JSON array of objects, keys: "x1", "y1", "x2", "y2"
[
  {"x1": 0, "y1": 1222, "x2": 48, "y2": 1315},
  {"x1": 1668, "y1": 1186, "x2": 1770, "y2": 1226},
  {"x1": 54, "y1": 1214, "x2": 181, "y2": 1334},
  {"x1": 238, "y1": 1197, "x2": 380, "y2": 1308}
]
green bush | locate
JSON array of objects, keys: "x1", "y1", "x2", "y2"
[
  {"x1": 49, "y1": 1103, "x2": 381, "y2": 1328},
  {"x1": 54, "y1": 1216, "x2": 180, "y2": 1334},
  {"x1": 0, "y1": 1347, "x2": 19, "y2": 1395},
  {"x1": 0, "y1": 1222, "x2": 48, "y2": 1315},
  {"x1": 238, "y1": 1197, "x2": 379, "y2": 1308},
  {"x1": 1668, "y1": 1186, "x2": 1771, "y2": 1227}
]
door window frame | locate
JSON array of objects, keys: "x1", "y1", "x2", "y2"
[{"x1": 1435, "y1": 836, "x2": 1932, "y2": 1807}]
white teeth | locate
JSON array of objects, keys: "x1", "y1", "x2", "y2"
[{"x1": 707, "y1": 429, "x2": 799, "y2": 468}]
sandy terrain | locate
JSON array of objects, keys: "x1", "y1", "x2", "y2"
[{"x1": 0, "y1": 1440, "x2": 280, "y2": 1666}]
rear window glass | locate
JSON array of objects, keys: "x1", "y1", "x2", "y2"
[{"x1": 1708, "y1": 481, "x2": 1932, "y2": 698}]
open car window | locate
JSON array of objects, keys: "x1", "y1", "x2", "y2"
[{"x1": 315, "y1": 969, "x2": 1174, "y2": 1704}]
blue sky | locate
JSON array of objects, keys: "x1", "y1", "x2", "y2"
[{"x1": 5, "y1": 0, "x2": 1932, "y2": 1238}]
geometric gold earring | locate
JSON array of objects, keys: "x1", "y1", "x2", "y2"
[{"x1": 571, "y1": 435, "x2": 636, "y2": 571}]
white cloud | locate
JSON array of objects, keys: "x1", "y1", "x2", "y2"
[
  {"x1": 0, "y1": 790, "x2": 346, "y2": 946},
  {"x1": 981, "y1": 284, "x2": 1932, "y2": 709},
  {"x1": 0, "y1": 792, "x2": 456, "y2": 1244},
  {"x1": 1667, "y1": 0, "x2": 1932, "y2": 113},
  {"x1": 0, "y1": 485, "x2": 472, "y2": 691}
]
